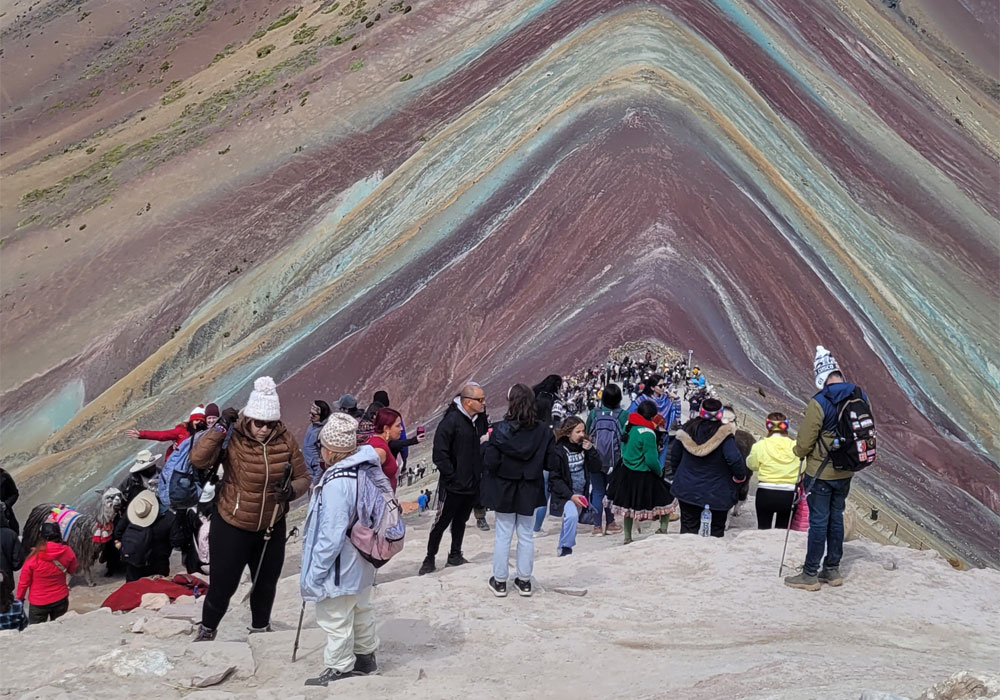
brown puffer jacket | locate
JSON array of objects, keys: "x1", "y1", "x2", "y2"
[{"x1": 191, "y1": 417, "x2": 309, "y2": 532}]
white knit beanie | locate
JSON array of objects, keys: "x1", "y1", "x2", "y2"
[
  {"x1": 244, "y1": 376, "x2": 281, "y2": 421},
  {"x1": 813, "y1": 346, "x2": 841, "y2": 389}
]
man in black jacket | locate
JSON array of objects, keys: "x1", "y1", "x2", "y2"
[{"x1": 420, "y1": 383, "x2": 489, "y2": 575}]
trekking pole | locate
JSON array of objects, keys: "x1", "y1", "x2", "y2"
[
  {"x1": 778, "y1": 442, "x2": 837, "y2": 576},
  {"x1": 244, "y1": 463, "x2": 292, "y2": 602},
  {"x1": 292, "y1": 600, "x2": 306, "y2": 661}
]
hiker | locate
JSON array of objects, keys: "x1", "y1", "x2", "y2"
[
  {"x1": 482, "y1": 384, "x2": 554, "y2": 597},
  {"x1": 185, "y1": 484, "x2": 216, "y2": 574},
  {"x1": 722, "y1": 405, "x2": 755, "y2": 518},
  {"x1": 420, "y1": 382, "x2": 489, "y2": 575},
  {"x1": 189, "y1": 377, "x2": 309, "y2": 641},
  {"x1": 366, "y1": 407, "x2": 403, "y2": 492},
  {"x1": 747, "y1": 413, "x2": 799, "y2": 529},
  {"x1": 668, "y1": 398, "x2": 748, "y2": 537},
  {"x1": 0, "y1": 468, "x2": 20, "y2": 535},
  {"x1": 0, "y1": 572, "x2": 27, "y2": 631},
  {"x1": 688, "y1": 366, "x2": 707, "y2": 389},
  {"x1": 549, "y1": 417, "x2": 601, "y2": 556},
  {"x1": 335, "y1": 394, "x2": 363, "y2": 419},
  {"x1": 114, "y1": 490, "x2": 173, "y2": 581},
  {"x1": 372, "y1": 391, "x2": 416, "y2": 469},
  {"x1": 533, "y1": 374, "x2": 565, "y2": 429},
  {"x1": 607, "y1": 401, "x2": 674, "y2": 544},
  {"x1": 125, "y1": 405, "x2": 207, "y2": 461},
  {"x1": 16, "y1": 522, "x2": 77, "y2": 624},
  {"x1": 0, "y1": 504, "x2": 24, "y2": 607},
  {"x1": 301, "y1": 413, "x2": 388, "y2": 686},
  {"x1": 785, "y1": 347, "x2": 870, "y2": 591},
  {"x1": 584, "y1": 384, "x2": 625, "y2": 535},
  {"x1": 118, "y1": 449, "x2": 162, "y2": 506},
  {"x1": 204, "y1": 403, "x2": 221, "y2": 429},
  {"x1": 417, "y1": 490, "x2": 429, "y2": 512},
  {"x1": 303, "y1": 400, "x2": 332, "y2": 486}
]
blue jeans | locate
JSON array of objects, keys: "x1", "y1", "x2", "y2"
[
  {"x1": 559, "y1": 502, "x2": 579, "y2": 550},
  {"x1": 533, "y1": 471, "x2": 550, "y2": 532},
  {"x1": 493, "y1": 512, "x2": 535, "y2": 582},
  {"x1": 803, "y1": 475, "x2": 852, "y2": 576},
  {"x1": 588, "y1": 471, "x2": 615, "y2": 527}
]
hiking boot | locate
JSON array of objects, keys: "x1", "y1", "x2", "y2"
[
  {"x1": 592, "y1": 525, "x2": 604, "y2": 536},
  {"x1": 558, "y1": 547, "x2": 573, "y2": 557},
  {"x1": 487, "y1": 577, "x2": 508, "y2": 598},
  {"x1": 513, "y1": 577, "x2": 532, "y2": 597},
  {"x1": 446, "y1": 553, "x2": 469, "y2": 567},
  {"x1": 193, "y1": 624, "x2": 217, "y2": 642},
  {"x1": 353, "y1": 652, "x2": 377, "y2": 675},
  {"x1": 418, "y1": 556, "x2": 436, "y2": 576},
  {"x1": 476, "y1": 517, "x2": 490, "y2": 531},
  {"x1": 304, "y1": 667, "x2": 357, "y2": 686},
  {"x1": 784, "y1": 572, "x2": 821, "y2": 591},
  {"x1": 605, "y1": 522, "x2": 623, "y2": 534},
  {"x1": 247, "y1": 623, "x2": 272, "y2": 634},
  {"x1": 818, "y1": 567, "x2": 843, "y2": 587}
]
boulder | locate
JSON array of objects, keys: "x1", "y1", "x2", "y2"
[
  {"x1": 130, "y1": 615, "x2": 193, "y2": 638},
  {"x1": 918, "y1": 672, "x2": 1000, "y2": 700},
  {"x1": 139, "y1": 593, "x2": 170, "y2": 611},
  {"x1": 90, "y1": 647, "x2": 174, "y2": 678},
  {"x1": 185, "y1": 641, "x2": 256, "y2": 680}
]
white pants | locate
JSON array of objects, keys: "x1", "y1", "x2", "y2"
[{"x1": 314, "y1": 588, "x2": 379, "y2": 672}]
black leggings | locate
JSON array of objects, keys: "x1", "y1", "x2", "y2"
[
  {"x1": 201, "y1": 514, "x2": 286, "y2": 630},
  {"x1": 28, "y1": 597, "x2": 68, "y2": 624},
  {"x1": 426, "y1": 489, "x2": 477, "y2": 558},
  {"x1": 678, "y1": 501, "x2": 728, "y2": 538},
  {"x1": 755, "y1": 488, "x2": 795, "y2": 529}
]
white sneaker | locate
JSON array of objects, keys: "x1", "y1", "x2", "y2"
[{"x1": 533, "y1": 529, "x2": 549, "y2": 538}]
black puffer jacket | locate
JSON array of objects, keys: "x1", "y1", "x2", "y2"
[
  {"x1": 481, "y1": 419, "x2": 556, "y2": 516},
  {"x1": 432, "y1": 400, "x2": 489, "y2": 496}
]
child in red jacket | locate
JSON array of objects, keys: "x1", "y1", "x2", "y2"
[{"x1": 16, "y1": 522, "x2": 78, "y2": 624}]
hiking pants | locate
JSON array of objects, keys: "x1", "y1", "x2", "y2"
[
  {"x1": 426, "y1": 489, "x2": 477, "y2": 559},
  {"x1": 28, "y1": 597, "x2": 68, "y2": 624},
  {"x1": 492, "y1": 512, "x2": 534, "y2": 582},
  {"x1": 315, "y1": 588, "x2": 378, "y2": 673},
  {"x1": 755, "y1": 487, "x2": 795, "y2": 530},
  {"x1": 803, "y1": 476, "x2": 852, "y2": 576},
  {"x1": 201, "y1": 513, "x2": 286, "y2": 630},
  {"x1": 678, "y1": 501, "x2": 727, "y2": 537}
]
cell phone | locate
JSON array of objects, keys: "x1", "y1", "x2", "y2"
[
  {"x1": 417, "y1": 426, "x2": 425, "y2": 436},
  {"x1": 578, "y1": 496, "x2": 590, "y2": 507}
]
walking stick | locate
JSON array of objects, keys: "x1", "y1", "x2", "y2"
[
  {"x1": 778, "y1": 442, "x2": 838, "y2": 576},
  {"x1": 292, "y1": 600, "x2": 306, "y2": 662},
  {"x1": 243, "y1": 463, "x2": 292, "y2": 602}
]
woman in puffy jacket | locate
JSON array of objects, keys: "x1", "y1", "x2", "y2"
[
  {"x1": 747, "y1": 412, "x2": 801, "y2": 529},
  {"x1": 16, "y1": 522, "x2": 77, "y2": 624},
  {"x1": 667, "y1": 398, "x2": 748, "y2": 537},
  {"x1": 190, "y1": 377, "x2": 309, "y2": 642},
  {"x1": 125, "y1": 405, "x2": 208, "y2": 461},
  {"x1": 482, "y1": 384, "x2": 557, "y2": 598}
]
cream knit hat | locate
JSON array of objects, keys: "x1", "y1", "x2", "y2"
[
  {"x1": 320, "y1": 413, "x2": 359, "y2": 451},
  {"x1": 813, "y1": 346, "x2": 841, "y2": 389},
  {"x1": 244, "y1": 376, "x2": 281, "y2": 421}
]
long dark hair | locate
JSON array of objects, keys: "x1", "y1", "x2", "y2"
[
  {"x1": 505, "y1": 384, "x2": 538, "y2": 426},
  {"x1": 532, "y1": 374, "x2": 562, "y2": 396},
  {"x1": 640, "y1": 374, "x2": 663, "y2": 396}
]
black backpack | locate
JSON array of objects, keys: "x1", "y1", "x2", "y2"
[
  {"x1": 120, "y1": 524, "x2": 152, "y2": 567},
  {"x1": 828, "y1": 387, "x2": 877, "y2": 472}
]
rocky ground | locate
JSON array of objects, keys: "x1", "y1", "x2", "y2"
[{"x1": 2, "y1": 481, "x2": 998, "y2": 700}]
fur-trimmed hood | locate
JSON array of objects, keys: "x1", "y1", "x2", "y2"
[{"x1": 676, "y1": 422, "x2": 735, "y2": 456}]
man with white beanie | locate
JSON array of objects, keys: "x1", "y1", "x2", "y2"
[
  {"x1": 785, "y1": 346, "x2": 870, "y2": 592},
  {"x1": 189, "y1": 377, "x2": 309, "y2": 641}
]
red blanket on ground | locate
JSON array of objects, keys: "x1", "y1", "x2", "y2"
[{"x1": 101, "y1": 574, "x2": 209, "y2": 612}]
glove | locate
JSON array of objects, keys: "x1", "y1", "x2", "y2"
[
  {"x1": 274, "y1": 482, "x2": 296, "y2": 504},
  {"x1": 217, "y1": 407, "x2": 239, "y2": 430}
]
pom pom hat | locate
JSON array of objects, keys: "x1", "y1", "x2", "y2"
[
  {"x1": 244, "y1": 376, "x2": 281, "y2": 421},
  {"x1": 813, "y1": 346, "x2": 841, "y2": 389}
]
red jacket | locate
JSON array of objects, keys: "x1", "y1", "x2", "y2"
[
  {"x1": 139, "y1": 423, "x2": 190, "y2": 460},
  {"x1": 16, "y1": 542, "x2": 78, "y2": 605}
]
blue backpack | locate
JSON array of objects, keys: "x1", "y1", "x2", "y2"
[
  {"x1": 591, "y1": 408, "x2": 623, "y2": 474},
  {"x1": 158, "y1": 433, "x2": 203, "y2": 511}
]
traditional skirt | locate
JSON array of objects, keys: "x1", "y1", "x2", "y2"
[{"x1": 607, "y1": 467, "x2": 674, "y2": 521}]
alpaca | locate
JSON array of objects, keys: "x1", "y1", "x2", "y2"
[{"x1": 22, "y1": 503, "x2": 98, "y2": 586}]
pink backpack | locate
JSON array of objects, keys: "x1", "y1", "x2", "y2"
[
  {"x1": 790, "y1": 485, "x2": 810, "y2": 532},
  {"x1": 349, "y1": 467, "x2": 405, "y2": 569}
]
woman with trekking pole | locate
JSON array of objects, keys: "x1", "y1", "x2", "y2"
[{"x1": 189, "y1": 377, "x2": 309, "y2": 642}]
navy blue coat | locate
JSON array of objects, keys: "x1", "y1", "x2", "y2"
[{"x1": 668, "y1": 421, "x2": 748, "y2": 511}]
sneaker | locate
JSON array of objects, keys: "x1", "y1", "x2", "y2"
[
  {"x1": 513, "y1": 577, "x2": 532, "y2": 597},
  {"x1": 592, "y1": 526, "x2": 603, "y2": 536},
  {"x1": 533, "y1": 529, "x2": 549, "y2": 538},
  {"x1": 418, "y1": 556, "x2": 436, "y2": 576},
  {"x1": 304, "y1": 667, "x2": 358, "y2": 686},
  {"x1": 353, "y1": 652, "x2": 377, "y2": 675},
  {"x1": 446, "y1": 553, "x2": 469, "y2": 567},
  {"x1": 558, "y1": 547, "x2": 573, "y2": 557},
  {"x1": 247, "y1": 624, "x2": 272, "y2": 634},
  {"x1": 193, "y1": 624, "x2": 217, "y2": 642},
  {"x1": 476, "y1": 517, "x2": 490, "y2": 531},
  {"x1": 487, "y1": 577, "x2": 508, "y2": 597},
  {"x1": 605, "y1": 522, "x2": 623, "y2": 534},
  {"x1": 818, "y1": 567, "x2": 843, "y2": 587},
  {"x1": 783, "y1": 572, "x2": 821, "y2": 591}
]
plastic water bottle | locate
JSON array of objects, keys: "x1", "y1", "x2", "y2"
[{"x1": 699, "y1": 504, "x2": 711, "y2": 537}]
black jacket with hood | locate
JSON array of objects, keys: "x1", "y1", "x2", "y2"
[
  {"x1": 548, "y1": 439, "x2": 600, "y2": 518},
  {"x1": 667, "y1": 420, "x2": 748, "y2": 511},
  {"x1": 481, "y1": 419, "x2": 555, "y2": 516},
  {"x1": 432, "y1": 399, "x2": 489, "y2": 496}
]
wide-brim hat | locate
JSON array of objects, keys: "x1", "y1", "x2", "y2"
[
  {"x1": 127, "y1": 491, "x2": 159, "y2": 527},
  {"x1": 129, "y1": 449, "x2": 161, "y2": 473}
]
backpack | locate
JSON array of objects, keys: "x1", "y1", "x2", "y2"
[
  {"x1": 159, "y1": 432, "x2": 203, "y2": 510},
  {"x1": 120, "y1": 524, "x2": 152, "y2": 567},
  {"x1": 325, "y1": 465, "x2": 406, "y2": 569},
  {"x1": 827, "y1": 387, "x2": 877, "y2": 472},
  {"x1": 591, "y1": 408, "x2": 623, "y2": 474}
]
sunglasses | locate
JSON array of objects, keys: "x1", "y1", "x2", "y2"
[
  {"x1": 462, "y1": 396, "x2": 486, "y2": 405},
  {"x1": 252, "y1": 419, "x2": 278, "y2": 429}
]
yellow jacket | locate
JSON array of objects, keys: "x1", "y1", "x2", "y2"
[{"x1": 747, "y1": 434, "x2": 800, "y2": 486}]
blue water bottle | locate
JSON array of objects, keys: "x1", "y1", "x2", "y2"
[{"x1": 699, "y1": 504, "x2": 711, "y2": 537}]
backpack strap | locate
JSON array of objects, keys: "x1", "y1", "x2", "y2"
[
  {"x1": 319, "y1": 465, "x2": 358, "y2": 488},
  {"x1": 52, "y1": 559, "x2": 69, "y2": 575}
]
